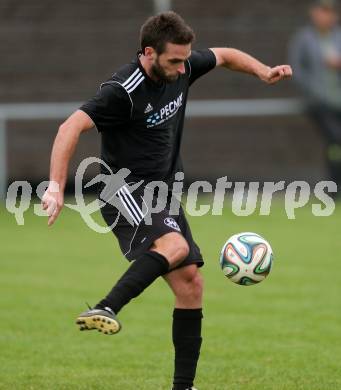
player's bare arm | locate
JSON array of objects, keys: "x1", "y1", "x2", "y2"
[
  {"x1": 42, "y1": 110, "x2": 94, "y2": 226},
  {"x1": 210, "y1": 47, "x2": 293, "y2": 84}
]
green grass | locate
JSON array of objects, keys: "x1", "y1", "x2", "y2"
[{"x1": 0, "y1": 197, "x2": 340, "y2": 389}]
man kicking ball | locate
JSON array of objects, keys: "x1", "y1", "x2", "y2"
[{"x1": 42, "y1": 11, "x2": 292, "y2": 390}]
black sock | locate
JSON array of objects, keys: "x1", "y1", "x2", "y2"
[
  {"x1": 172, "y1": 308, "x2": 203, "y2": 390},
  {"x1": 96, "y1": 251, "x2": 169, "y2": 314}
]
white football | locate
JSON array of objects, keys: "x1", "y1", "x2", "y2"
[{"x1": 220, "y1": 232, "x2": 274, "y2": 286}]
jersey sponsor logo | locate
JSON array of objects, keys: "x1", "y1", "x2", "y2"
[
  {"x1": 164, "y1": 217, "x2": 181, "y2": 232},
  {"x1": 146, "y1": 92, "x2": 183, "y2": 127},
  {"x1": 144, "y1": 103, "x2": 153, "y2": 113}
]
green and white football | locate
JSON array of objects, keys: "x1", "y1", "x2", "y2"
[{"x1": 220, "y1": 232, "x2": 274, "y2": 286}]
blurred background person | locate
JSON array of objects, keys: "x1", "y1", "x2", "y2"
[{"x1": 289, "y1": 0, "x2": 341, "y2": 188}]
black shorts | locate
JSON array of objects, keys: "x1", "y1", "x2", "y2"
[{"x1": 99, "y1": 182, "x2": 204, "y2": 269}]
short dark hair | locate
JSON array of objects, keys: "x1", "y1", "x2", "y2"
[{"x1": 140, "y1": 11, "x2": 195, "y2": 55}]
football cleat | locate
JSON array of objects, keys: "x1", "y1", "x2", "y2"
[{"x1": 76, "y1": 306, "x2": 121, "y2": 335}]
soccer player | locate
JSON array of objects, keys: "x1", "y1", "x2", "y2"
[{"x1": 42, "y1": 11, "x2": 292, "y2": 390}]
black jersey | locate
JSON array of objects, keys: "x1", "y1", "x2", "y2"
[{"x1": 80, "y1": 49, "x2": 216, "y2": 185}]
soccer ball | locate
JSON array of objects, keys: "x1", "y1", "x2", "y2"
[{"x1": 220, "y1": 232, "x2": 274, "y2": 286}]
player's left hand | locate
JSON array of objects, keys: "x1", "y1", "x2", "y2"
[{"x1": 260, "y1": 65, "x2": 293, "y2": 84}]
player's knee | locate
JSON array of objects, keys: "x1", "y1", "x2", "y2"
[
  {"x1": 190, "y1": 272, "x2": 204, "y2": 300},
  {"x1": 153, "y1": 232, "x2": 189, "y2": 266},
  {"x1": 176, "y1": 269, "x2": 204, "y2": 302},
  {"x1": 175, "y1": 237, "x2": 190, "y2": 262},
  {"x1": 169, "y1": 236, "x2": 190, "y2": 267}
]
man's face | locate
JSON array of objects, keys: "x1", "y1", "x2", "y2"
[
  {"x1": 151, "y1": 42, "x2": 191, "y2": 83},
  {"x1": 311, "y1": 6, "x2": 338, "y2": 31}
]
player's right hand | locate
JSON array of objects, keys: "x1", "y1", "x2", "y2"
[{"x1": 42, "y1": 182, "x2": 64, "y2": 226}]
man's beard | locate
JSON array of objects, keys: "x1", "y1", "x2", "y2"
[{"x1": 151, "y1": 59, "x2": 179, "y2": 83}]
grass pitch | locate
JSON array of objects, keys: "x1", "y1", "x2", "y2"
[{"x1": 0, "y1": 197, "x2": 340, "y2": 390}]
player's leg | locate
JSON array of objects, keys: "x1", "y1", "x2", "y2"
[
  {"x1": 164, "y1": 264, "x2": 203, "y2": 390},
  {"x1": 95, "y1": 231, "x2": 189, "y2": 312},
  {"x1": 76, "y1": 182, "x2": 190, "y2": 334},
  {"x1": 76, "y1": 231, "x2": 189, "y2": 334}
]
